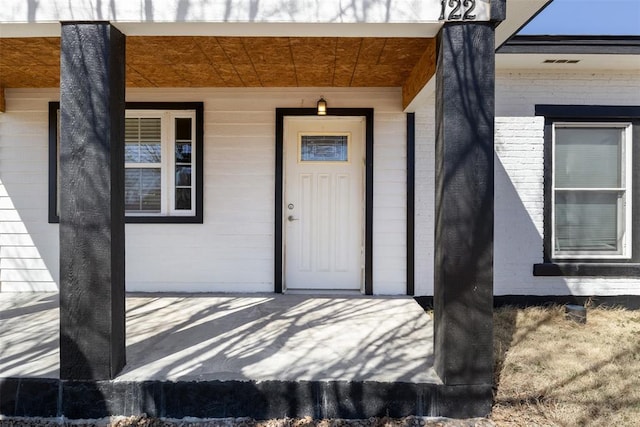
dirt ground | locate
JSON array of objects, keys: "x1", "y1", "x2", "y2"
[{"x1": 491, "y1": 305, "x2": 640, "y2": 426}]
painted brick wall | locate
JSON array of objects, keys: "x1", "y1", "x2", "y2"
[
  {"x1": 494, "y1": 70, "x2": 640, "y2": 296},
  {"x1": 414, "y1": 95, "x2": 435, "y2": 296},
  {"x1": 0, "y1": 87, "x2": 407, "y2": 294}
]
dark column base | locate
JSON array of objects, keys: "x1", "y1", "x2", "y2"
[{"x1": 0, "y1": 378, "x2": 492, "y2": 420}]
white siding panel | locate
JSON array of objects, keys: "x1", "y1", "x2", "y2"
[
  {"x1": 1, "y1": 87, "x2": 407, "y2": 293},
  {"x1": 1, "y1": 258, "x2": 48, "y2": 269},
  {"x1": 373, "y1": 103, "x2": 406, "y2": 295}
]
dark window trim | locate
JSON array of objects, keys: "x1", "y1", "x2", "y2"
[
  {"x1": 275, "y1": 108, "x2": 374, "y2": 294},
  {"x1": 499, "y1": 35, "x2": 640, "y2": 55},
  {"x1": 534, "y1": 104, "x2": 640, "y2": 276},
  {"x1": 48, "y1": 102, "x2": 59, "y2": 224},
  {"x1": 49, "y1": 101, "x2": 204, "y2": 224},
  {"x1": 406, "y1": 113, "x2": 415, "y2": 296}
]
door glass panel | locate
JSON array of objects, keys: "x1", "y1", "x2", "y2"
[{"x1": 301, "y1": 135, "x2": 348, "y2": 162}]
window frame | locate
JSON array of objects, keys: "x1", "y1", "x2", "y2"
[
  {"x1": 49, "y1": 101, "x2": 204, "y2": 224},
  {"x1": 551, "y1": 121, "x2": 633, "y2": 259},
  {"x1": 534, "y1": 105, "x2": 640, "y2": 277}
]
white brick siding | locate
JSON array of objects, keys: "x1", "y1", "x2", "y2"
[{"x1": 494, "y1": 70, "x2": 640, "y2": 296}]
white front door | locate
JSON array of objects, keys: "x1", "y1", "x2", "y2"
[{"x1": 284, "y1": 116, "x2": 365, "y2": 291}]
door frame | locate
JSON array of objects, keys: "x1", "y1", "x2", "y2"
[{"x1": 275, "y1": 108, "x2": 374, "y2": 294}]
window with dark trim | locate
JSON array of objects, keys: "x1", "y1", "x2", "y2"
[
  {"x1": 534, "y1": 105, "x2": 640, "y2": 276},
  {"x1": 49, "y1": 102, "x2": 204, "y2": 223}
]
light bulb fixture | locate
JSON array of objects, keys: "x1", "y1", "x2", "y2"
[{"x1": 317, "y1": 97, "x2": 327, "y2": 116}]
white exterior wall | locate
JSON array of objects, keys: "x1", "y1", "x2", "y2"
[
  {"x1": 0, "y1": 89, "x2": 58, "y2": 291},
  {"x1": 414, "y1": 95, "x2": 435, "y2": 297},
  {"x1": 3, "y1": 71, "x2": 638, "y2": 296},
  {"x1": 494, "y1": 70, "x2": 640, "y2": 296},
  {"x1": 0, "y1": 87, "x2": 407, "y2": 294}
]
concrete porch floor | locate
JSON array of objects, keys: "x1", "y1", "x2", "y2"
[{"x1": 0, "y1": 293, "x2": 438, "y2": 383}]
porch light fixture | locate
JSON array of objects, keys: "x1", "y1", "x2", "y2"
[{"x1": 317, "y1": 97, "x2": 327, "y2": 115}]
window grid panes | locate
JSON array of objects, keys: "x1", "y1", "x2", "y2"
[
  {"x1": 553, "y1": 124, "x2": 631, "y2": 258},
  {"x1": 174, "y1": 117, "x2": 193, "y2": 211}
]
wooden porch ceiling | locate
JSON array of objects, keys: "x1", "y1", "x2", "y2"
[{"x1": 0, "y1": 36, "x2": 435, "y2": 108}]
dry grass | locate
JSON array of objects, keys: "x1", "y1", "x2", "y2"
[{"x1": 491, "y1": 305, "x2": 640, "y2": 426}]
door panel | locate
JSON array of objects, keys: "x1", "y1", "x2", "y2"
[{"x1": 284, "y1": 117, "x2": 365, "y2": 291}]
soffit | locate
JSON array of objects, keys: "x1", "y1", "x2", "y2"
[
  {"x1": 496, "y1": 53, "x2": 640, "y2": 71},
  {"x1": 0, "y1": 36, "x2": 434, "y2": 89}
]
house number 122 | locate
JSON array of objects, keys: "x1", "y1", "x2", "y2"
[{"x1": 440, "y1": 0, "x2": 477, "y2": 21}]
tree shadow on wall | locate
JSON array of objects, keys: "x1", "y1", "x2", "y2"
[{"x1": 26, "y1": 0, "x2": 401, "y2": 23}]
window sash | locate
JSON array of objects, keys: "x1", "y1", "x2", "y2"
[
  {"x1": 124, "y1": 110, "x2": 196, "y2": 217},
  {"x1": 551, "y1": 122, "x2": 632, "y2": 259}
]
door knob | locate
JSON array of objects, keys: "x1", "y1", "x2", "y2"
[{"x1": 288, "y1": 215, "x2": 299, "y2": 222}]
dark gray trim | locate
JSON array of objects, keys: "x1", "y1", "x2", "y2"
[
  {"x1": 275, "y1": 108, "x2": 374, "y2": 295},
  {"x1": 536, "y1": 104, "x2": 640, "y2": 118},
  {"x1": 536, "y1": 104, "x2": 640, "y2": 274},
  {"x1": 490, "y1": 0, "x2": 507, "y2": 23},
  {"x1": 47, "y1": 103, "x2": 59, "y2": 224},
  {"x1": 494, "y1": 0, "x2": 554, "y2": 51},
  {"x1": 59, "y1": 22, "x2": 126, "y2": 380},
  {"x1": 433, "y1": 22, "x2": 495, "y2": 392},
  {"x1": 494, "y1": 295, "x2": 640, "y2": 310},
  {"x1": 419, "y1": 295, "x2": 640, "y2": 311},
  {"x1": 533, "y1": 263, "x2": 640, "y2": 277},
  {"x1": 406, "y1": 113, "x2": 415, "y2": 296},
  {"x1": 499, "y1": 35, "x2": 640, "y2": 54},
  {"x1": 49, "y1": 101, "x2": 204, "y2": 224},
  {"x1": 0, "y1": 378, "x2": 492, "y2": 420}
]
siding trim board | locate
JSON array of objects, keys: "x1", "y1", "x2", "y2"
[
  {"x1": 406, "y1": 113, "x2": 415, "y2": 296},
  {"x1": 48, "y1": 101, "x2": 205, "y2": 224},
  {"x1": 275, "y1": 108, "x2": 374, "y2": 295},
  {"x1": 534, "y1": 104, "x2": 640, "y2": 276}
]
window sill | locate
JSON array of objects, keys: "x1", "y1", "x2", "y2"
[
  {"x1": 126, "y1": 215, "x2": 202, "y2": 224},
  {"x1": 50, "y1": 215, "x2": 203, "y2": 224},
  {"x1": 533, "y1": 263, "x2": 640, "y2": 277}
]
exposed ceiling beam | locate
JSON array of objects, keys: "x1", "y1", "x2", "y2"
[{"x1": 402, "y1": 41, "x2": 436, "y2": 110}]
